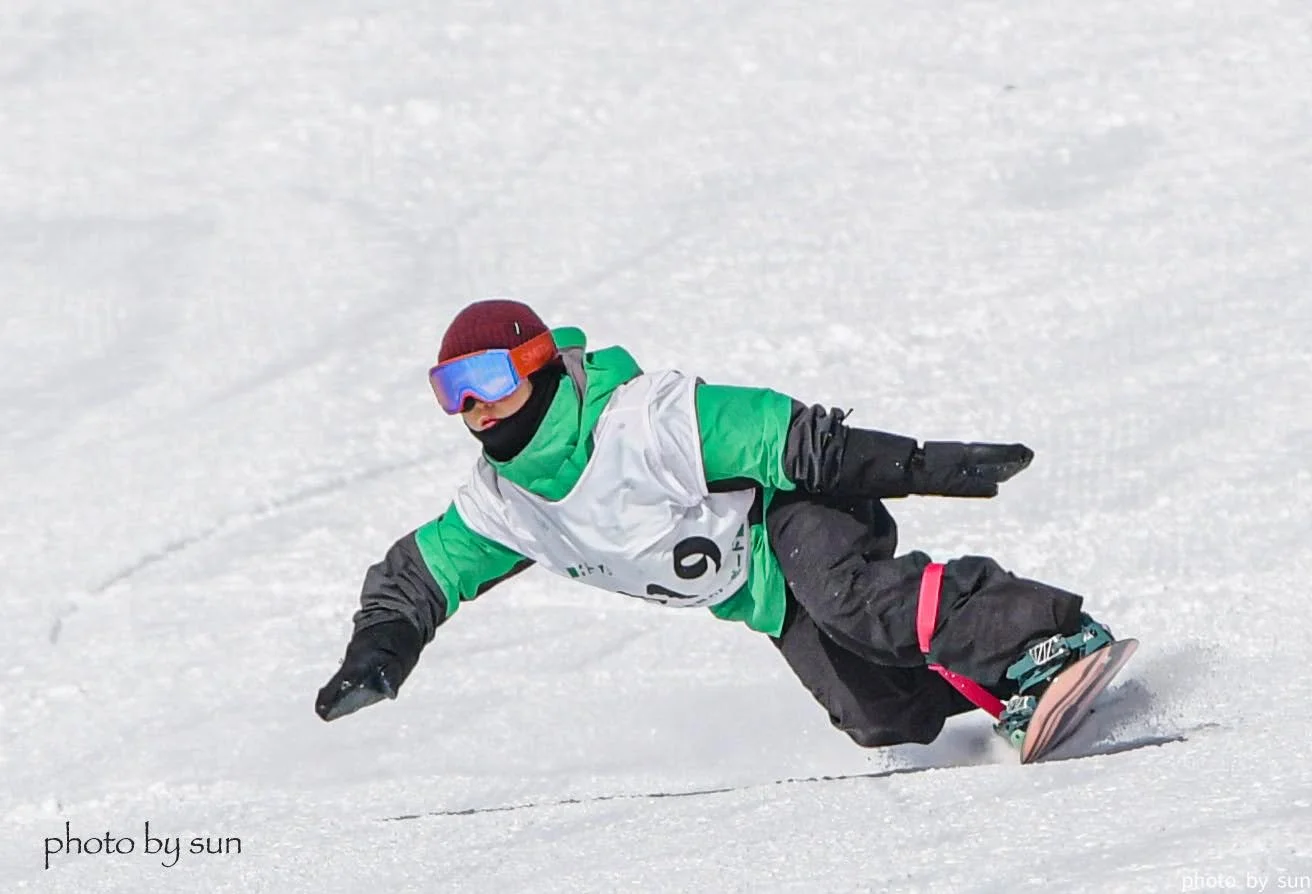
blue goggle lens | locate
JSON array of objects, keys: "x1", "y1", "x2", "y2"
[{"x1": 429, "y1": 351, "x2": 521, "y2": 414}]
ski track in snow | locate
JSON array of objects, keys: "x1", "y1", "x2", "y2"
[{"x1": 3, "y1": 1, "x2": 1311, "y2": 892}]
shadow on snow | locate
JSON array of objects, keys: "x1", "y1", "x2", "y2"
[{"x1": 383, "y1": 727, "x2": 1197, "y2": 822}]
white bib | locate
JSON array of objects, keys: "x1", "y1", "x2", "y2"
[{"x1": 455, "y1": 370, "x2": 754, "y2": 607}]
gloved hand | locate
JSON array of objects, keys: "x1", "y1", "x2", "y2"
[
  {"x1": 315, "y1": 619, "x2": 423, "y2": 722},
  {"x1": 908, "y1": 441, "x2": 1034, "y2": 497}
]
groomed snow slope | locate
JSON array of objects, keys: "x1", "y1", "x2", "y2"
[{"x1": 2, "y1": 2, "x2": 1310, "y2": 891}]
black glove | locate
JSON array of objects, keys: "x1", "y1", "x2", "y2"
[
  {"x1": 315, "y1": 619, "x2": 423, "y2": 722},
  {"x1": 908, "y1": 441, "x2": 1034, "y2": 497}
]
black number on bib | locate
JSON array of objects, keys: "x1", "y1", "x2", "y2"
[
  {"x1": 645, "y1": 536, "x2": 723, "y2": 601},
  {"x1": 673, "y1": 536, "x2": 722, "y2": 579}
]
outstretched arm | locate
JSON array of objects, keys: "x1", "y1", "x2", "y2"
[
  {"x1": 784, "y1": 402, "x2": 1033, "y2": 498},
  {"x1": 694, "y1": 384, "x2": 1032, "y2": 498},
  {"x1": 315, "y1": 507, "x2": 530, "y2": 721}
]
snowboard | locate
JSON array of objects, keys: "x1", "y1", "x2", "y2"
[{"x1": 1019, "y1": 638, "x2": 1139, "y2": 764}]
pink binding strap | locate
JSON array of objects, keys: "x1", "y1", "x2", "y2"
[{"x1": 917, "y1": 563, "x2": 1005, "y2": 718}]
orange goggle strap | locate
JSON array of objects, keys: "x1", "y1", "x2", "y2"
[
  {"x1": 435, "y1": 330, "x2": 559, "y2": 377},
  {"x1": 508, "y1": 330, "x2": 559, "y2": 377}
]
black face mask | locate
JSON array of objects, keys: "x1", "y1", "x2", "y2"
[{"x1": 468, "y1": 368, "x2": 563, "y2": 462}]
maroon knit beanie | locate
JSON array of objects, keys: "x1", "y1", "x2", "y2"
[{"x1": 437, "y1": 299, "x2": 550, "y2": 363}]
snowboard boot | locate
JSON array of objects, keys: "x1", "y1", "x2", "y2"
[{"x1": 994, "y1": 613, "x2": 1116, "y2": 748}]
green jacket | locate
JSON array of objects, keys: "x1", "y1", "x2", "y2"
[{"x1": 407, "y1": 326, "x2": 797, "y2": 636}]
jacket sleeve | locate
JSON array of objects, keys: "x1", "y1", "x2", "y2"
[
  {"x1": 782, "y1": 402, "x2": 921, "y2": 497},
  {"x1": 782, "y1": 402, "x2": 1039, "y2": 498},
  {"x1": 352, "y1": 505, "x2": 532, "y2": 642},
  {"x1": 693, "y1": 384, "x2": 800, "y2": 490},
  {"x1": 693, "y1": 384, "x2": 921, "y2": 498}
]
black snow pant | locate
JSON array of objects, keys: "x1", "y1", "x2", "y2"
[{"x1": 766, "y1": 492, "x2": 1085, "y2": 747}]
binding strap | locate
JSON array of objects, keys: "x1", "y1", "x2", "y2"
[{"x1": 917, "y1": 563, "x2": 1005, "y2": 718}]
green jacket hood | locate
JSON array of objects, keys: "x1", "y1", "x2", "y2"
[{"x1": 488, "y1": 327, "x2": 643, "y2": 500}]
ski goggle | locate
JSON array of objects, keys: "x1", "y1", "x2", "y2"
[{"x1": 428, "y1": 331, "x2": 558, "y2": 414}]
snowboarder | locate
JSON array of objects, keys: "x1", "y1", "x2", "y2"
[{"x1": 315, "y1": 298, "x2": 1117, "y2": 748}]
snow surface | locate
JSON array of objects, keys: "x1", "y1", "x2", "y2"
[{"x1": 3, "y1": 1, "x2": 1311, "y2": 891}]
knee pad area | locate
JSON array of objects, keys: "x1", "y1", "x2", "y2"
[{"x1": 838, "y1": 715, "x2": 943, "y2": 748}]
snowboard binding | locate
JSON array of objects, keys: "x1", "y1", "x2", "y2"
[{"x1": 995, "y1": 614, "x2": 1118, "y2": 750}]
